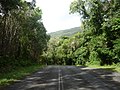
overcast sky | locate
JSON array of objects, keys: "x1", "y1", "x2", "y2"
[{"x1": 28, "y1": 0, "x2": 81, "y2": 33}]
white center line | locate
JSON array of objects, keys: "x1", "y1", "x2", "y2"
[
  {"x1": 61, "y1": 71, "x2": 64, "y2": 90},
  {"x1": 58, "y1": 68, "x2": 64, "y2": 90},
  {"x1": 58, "y1": 69, "x2": 61, "y2": 90}
]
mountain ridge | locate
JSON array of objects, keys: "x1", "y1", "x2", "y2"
[{"x1": 48, "y1": 27, "x2": 81, "y2": 38}]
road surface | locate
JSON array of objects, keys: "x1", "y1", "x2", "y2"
[{"x1": 3, "y1": 66, "x2": 120, "y2": 90}]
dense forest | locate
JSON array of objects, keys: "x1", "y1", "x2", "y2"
[
  {"x1": 1, "y1": 0, "x2": 120, "y2": 87},
  {"x1": 0, "y1": 0, "x2": 120, "y2": 73},
  {"x1": 0, "y1": 0, "x2": 49, "y2": 73},
  {"x1": 49, "y1": 27, "x2": 81, "y2": 38},
  {"x1": 42, "y1": 0, "x2": 120, "y2": 66}
]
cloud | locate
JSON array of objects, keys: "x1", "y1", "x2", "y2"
[{"x1": 36, "y1": 0, "x2": 81, "y2": 33}]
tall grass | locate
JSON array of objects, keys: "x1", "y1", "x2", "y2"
[{"x1": 0, "y1": 64, "x2": 44, "y2": 86}]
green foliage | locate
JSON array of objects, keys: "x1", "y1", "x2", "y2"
[
  {"x1": 87, "y1": 63, "x2": 120, "y2": 72},
  {"x1": 70, "y1": 0, "x2": 120, "y2": 65},
  {"x1": 74, "y1": 47, "x2": 88, "y2": 65},
  {"x1": 113, "y1": 39, "x2": 120, "y2": 62},
  {"x1": 43, "y1": 0, "x2": 120, "y2": 66},
  {"x1": 0, "y1": 64, "x2": 43, "y2": 86},
  {"x1": 89, "y1": 51, "x2": 99, "y2": 62},
  {"x1": 2, "y1": 0, "x2": 118, "y2": 67},
  {"x1": 0, "y1": 0, "x2": 49, "y2": 73}
]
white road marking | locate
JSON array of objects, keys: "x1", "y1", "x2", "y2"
[
  {"x1": 58, "y1": 68, "x2": 64, "y2": 90},
  {"x1": 58, "y1": 69, "x2": 61, "y2": 90},
  {"x1": 61, "y1": 71, "x2": 64, "y2": 90}
]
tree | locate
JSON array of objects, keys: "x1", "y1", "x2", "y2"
[
  {"x1": 69, "y1": 0, "x2": 120, "y2": 65},
  {"x1": 0, "y1": 0, "x2": 49, "y2": 72}
]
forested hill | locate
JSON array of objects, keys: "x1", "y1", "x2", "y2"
[{"x1": 49, "y1": 27, "x2": 81, "y2": 37}]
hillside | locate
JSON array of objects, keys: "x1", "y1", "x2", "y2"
[{"x1": 49, "y1": 27, "x2": 81, "y2": 38}]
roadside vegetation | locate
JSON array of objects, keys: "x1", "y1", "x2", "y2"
[
  {"x1": 86, "y1": 61, "x2": 120, "y2": 72},
  {"x1": 0, "y1": 0, "x2": 49, "y2": 86},
  {"x1": 0, "y1": 64, "x2": 43, "y2": 86},
  {"x1": 42, "y1": 0, "x2": 120, "y2": 71},
  {"x1": 0, "y1": 0, "x2": 120, "y2": 87}
]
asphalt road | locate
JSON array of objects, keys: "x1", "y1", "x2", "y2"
[{"x1": 3, "y1": 66, "x2": 120, "y2": 90}]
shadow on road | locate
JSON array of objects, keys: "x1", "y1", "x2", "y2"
[
  {"x1": 1, "y1": 66, "x2": 120, "y2": 90},
  {"x1": 76, "y1": 66, "x2": 120, "y2": 90}
]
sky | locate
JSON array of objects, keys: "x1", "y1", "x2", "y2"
[{"x1": 28, "y1": 0, "x2": 81, "y2": 33}]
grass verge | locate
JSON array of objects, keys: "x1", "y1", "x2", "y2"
[
  {"x1": 86, "y1": 63, "x2": 120, "y2": 72},
  {"x1": 0, "y1": 64, "x2": 44, "y2": 86}
]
